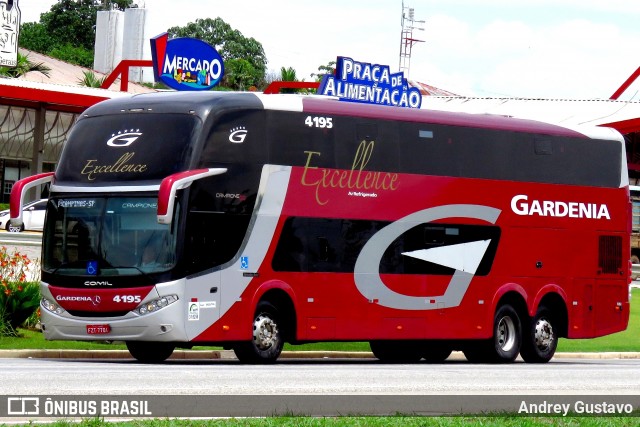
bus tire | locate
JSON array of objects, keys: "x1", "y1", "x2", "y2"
[
  {"x1": 422, "y1": 342, "x2": 453, "y2": 363},
  {"x1": 464, "y1": 304, "x2": 521, "y2": 363},
  {"x1": 370, "y1": 340, "x2": 422, "y2": 363},
  {"x1": 462, "y1": 342, "x2": 491, "y2": 363},
  {"x1": 490, "y1": 304, "x2": 521, "y2": 362},
  {"x1": 233, "y1": 301, "x2": 284, "y2": 364},
  {"x1": 519, "y1": 306, "x2": 557, "y2": 363},
  {"x1": 126, "y1": 341, "x2": 175, "y2": 363}
]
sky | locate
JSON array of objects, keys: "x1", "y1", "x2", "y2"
[{"x1": 20, "y1": 0, "x2": 640, "y2": 100}]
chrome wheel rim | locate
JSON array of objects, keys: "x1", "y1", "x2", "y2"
[
  {"x1": 252, "y1": 314, "x2": 278, "y2": 350},
  {"x1": 534, "y1": 318, "x2": 554, "y2": 352},
  {"x1": 497, "y1": 316, "x2": 516, "y2": 352}
]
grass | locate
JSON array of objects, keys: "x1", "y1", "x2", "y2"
[
  {"x1": 557, "y1": 288, "x2": 640, "y2": 352},
  {"x1": 5, "y1": 415, "x2": 640, "y2": 427},
  {"x1": 0, "y1": 328, "x2": 126, "y2": 350},
  {"x1": 2, "y1": 289, "x2": 639, "y2": 353}
]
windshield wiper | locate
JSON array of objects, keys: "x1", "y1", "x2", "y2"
[{"x1": 48, "y1": 260, "x2": 86, "y2": 275}]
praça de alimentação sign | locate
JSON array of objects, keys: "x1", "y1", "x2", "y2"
[
  {"x1": 150, "y1": 32, "x2": 224, "y2": 91},
  {"x1": 318, "y1": 56, "x2": 422, "y2": 108}
]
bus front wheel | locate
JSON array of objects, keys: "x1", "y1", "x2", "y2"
[
  {"x1": 519, "y1": 306, "x2": 557, "y2": 363},
  {"x1": 233, "y1": 301, "x2": 284, "y2": 364},
  {"x1": 126, "y1": 341, "x2": 175, "y2": 363}
]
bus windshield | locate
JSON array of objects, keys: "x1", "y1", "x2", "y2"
[{"x1": 43, "y1": 196, "x2": 178, "y2": 276}]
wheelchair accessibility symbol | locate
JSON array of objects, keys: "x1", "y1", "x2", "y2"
[
  {"x1": 240, "y1": 256, "x2": 249, "y2": 270},
  {"x1": 86, "y1": 260, "x2": 98, "y2": 275}
]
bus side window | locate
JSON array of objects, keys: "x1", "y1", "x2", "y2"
[{"x1": 424, "y1": 226, "x2": 445, "y2": 245}]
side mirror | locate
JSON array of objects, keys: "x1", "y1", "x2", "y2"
[
  {"x1": 157, "y1": 168, "x2": 227, "y2": 225},
  {"x1": 10, "y1": 172, "x2": 54, "y2": 226}
]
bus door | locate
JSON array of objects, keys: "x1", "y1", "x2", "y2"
[{"x1": 184, "y1": 271, "x2": 222, "y2": 340}]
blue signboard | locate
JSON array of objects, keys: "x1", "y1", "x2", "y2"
[
  {"x1": 150, "y1": 32, "x2": 224, "y2": 91},
  {"x1": 318, "y1": 56, "x2": 422, "y2": 108}
]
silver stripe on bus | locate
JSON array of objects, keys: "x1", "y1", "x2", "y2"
[
  {"x1": 354, "y1": 204, "x2": 501, "y2": 310},
  {"x1": 186, "y1": 165, "x2": 292, "y2": 339}
]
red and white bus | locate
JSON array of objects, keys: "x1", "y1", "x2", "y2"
[{"x1": 11, "y1": 91, "x2": 631, "y2": 363}]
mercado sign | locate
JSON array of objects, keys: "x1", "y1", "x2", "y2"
[
  {"x1": 150, "y1": 32, "x2": 224, "y2": 91},
  {"x1": 318, "y1": 56, "x2": 422, "y2": 108}
]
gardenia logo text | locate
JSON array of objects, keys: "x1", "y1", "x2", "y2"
[{"x1": 511, "y1": 194, "x2": 610, "y2": 220}]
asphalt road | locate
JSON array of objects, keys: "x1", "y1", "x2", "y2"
[
  {"x1": 2, "y1": 356, "x2": 640, "y2": 395},
  {"x1": 2, "y1": 356, "x2": 640, "y2": 420}
]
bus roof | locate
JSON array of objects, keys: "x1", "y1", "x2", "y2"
[{"x1": 81, "y1": 91, "x2": 617, "y2": 141}]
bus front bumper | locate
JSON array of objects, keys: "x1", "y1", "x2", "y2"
[{"x1": 39, "y1": 298, "x2": 188, "y2": 342}]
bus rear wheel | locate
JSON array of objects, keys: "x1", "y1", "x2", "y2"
[
  {"x1": 422, "y1": 342, "x2": 453, "y2": 363},
  {"x1": 126, "y1": 341, "x2": 175, "y2": 363},
  {"x1": 519, "y1": 306, "x2": 557, "y2": 363},
  {"x1": 370, "y1": 340, "x2": 422, "y2": 363},
  {"x1": 233, "y1": 302, "x2": 284, "y2": 364},
  {"x1": 463, "y1": 304, "x2": 522, "y2": 363}
]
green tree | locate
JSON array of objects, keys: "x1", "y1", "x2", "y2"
[
  {"x1": 49, "y1": 44, "x2": 95, "y2": 68},
  {"x1": 280, "y1": 66, "x2": 298, "y2": 82},
  {"x1": 224, "y1": 58, "x2": 257, "y2": 91},
  {"x1": 0, "y1": 52, "x2": 51, "y2": 78},
  {"x1": 279, "y1": 66, "x2": 299, "y2": 94},
  {"x1": 18, "y1": 22, "x2": 55, "y2": 54},
  {"x1": 77, "y1": 70, "x2": 105, "y2": 87},
  {"x1": 311, "y1": 60, "x2": 336, "y2": 82},
  {"x1": 167, "y1": 17, "x2": 268, "y2": 89},
  {"x1": 103, "y1": 0, "x2": 137, "y2": 10},
  {"x1": 19, "y1": 0, "x2": 137, "y2": 67},
  {"x1": 40, "y1": 0, "x2": 99, "y2": 51}
]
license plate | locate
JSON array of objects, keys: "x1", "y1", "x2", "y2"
[{"x1": 86, "y1": 324, "x2": 111, "y2": 335}]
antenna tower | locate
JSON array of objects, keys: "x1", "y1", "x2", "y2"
[{"x1": 399, "y1": 1, "x2": 425, "y2": 78}]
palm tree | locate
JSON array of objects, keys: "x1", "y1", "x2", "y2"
[
  {"x1": 0, "y1": 52, "x2": 51, "y2": 78},
  {"x1": 280, "y1": 66, "x2": 299, "y2": 94},
  {"x1": 77, "y1": 70, "x2": 106, "y2": 88}
]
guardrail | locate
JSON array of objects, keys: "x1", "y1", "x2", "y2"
[{"x1": 0, "y1": 231, "x2": 43, "y2": 246}]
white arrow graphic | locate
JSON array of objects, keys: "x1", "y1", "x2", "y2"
[{"x1": 401, "y1": 239, "x2": 491, "y2": 274}]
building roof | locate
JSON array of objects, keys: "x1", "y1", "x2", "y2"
[
  {"x1": 15, "y1": 48, "x2": 154, "y2": 95},
  {"x1": 408, "y1": 80, "x2": 458, "y2": 97},
  {"x1": 0, "y1": 50, "x2": 157, "y2": 166}
]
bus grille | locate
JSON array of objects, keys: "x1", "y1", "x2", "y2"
[
  {"x1": 68, "y1": 310, "x2": 129, "y2": 318},
  {"x1": 598, "y1": 235, "x2": 622, "y2": 274}
]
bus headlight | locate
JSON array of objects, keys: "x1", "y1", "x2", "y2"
[
  {"x1": 134, "y1": 295, "x2": 178, "y2": 316},
  {"x1": 41, "y1": 298, "x2": 65, "y2": 315}
]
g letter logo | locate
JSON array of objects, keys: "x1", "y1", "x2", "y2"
[
  {"x1": 107, "y1": 130, "x2": 142, "y2": 147},
  {"x1": 229, "y1": 127, "x2": 247, "y2": 143},
  {"x1": 354, "y1": 204, "x2": 501, "y2": 310}
]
